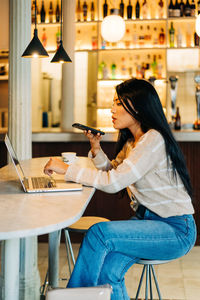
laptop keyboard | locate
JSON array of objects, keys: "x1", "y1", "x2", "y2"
[{"x1": 31, "y1": 177, "x2": 56, "y2": 189}]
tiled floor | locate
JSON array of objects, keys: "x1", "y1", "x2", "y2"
[{"x1": 38, "y1": 243, "x2": 200, "y2": 300}]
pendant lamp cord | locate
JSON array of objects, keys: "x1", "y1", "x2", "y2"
[
  {"x1": 60, "y1": 0, "x2": 63, "y2": 41},
  {"x1": 34, "y1": 0, "x2": 37, "y2": 29}
]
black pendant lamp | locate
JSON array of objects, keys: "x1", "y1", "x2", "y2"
[
  {"x1": 51, "y1": 0, "x2": 72, "y2": 63},
  {"x1": 22, "y1": 0, "x2": 48, "y2": 58}
]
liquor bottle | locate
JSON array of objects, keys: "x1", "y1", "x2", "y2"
[
  {"x1": 55, "y1": 0, "x2": 60, "y2": 22},
  {"x1": 42, "y1": 28, "x2": 47, "y2": 47},
  {"x1": 159, "y1": 28, "x2": 165, "y2": 44},
  {"x1": 121, "y1": 57, "x2": 127, "y2": 77},
  {"x1": 141, "y1": 0, "x2": 148, "y2": 19},
  {"x1": 186, "y1": 23, "x2": 192, "y2": 46},
  {"x1": 194, "y1": 31, "x2": 200, "y2": 46},
  {"x1": 76, "y1": 29, "x2": 82, "y2": 49},
  {"x1": 91, "y1": 26, "x2": 98, "y2": 49},
  {"x1": 184, "y1": 0, "x2": 191, "y2": 16},
  {"x1": 102, "y1": 62, "x2": 109, "y2": 79},
  {"x1": 40, "y1": 0, "x2": 46, "y2": 23},
  {"x1": 179, "y1": 0, "x2": 185, "y2": 16},
  {"x1": 153, "y1": 27, "x2": 158, "y2": 45},
  {"x1": 83, "y1": 1, "x2": 88, "y2": 21},
  {"x1": 151, "y1": 55, "x2": 157, "y2": 77},
  {"x1": 135, "y1": 0, "x2": 140, "y2": 19},
  {"x1": 119, "y1": 0, "x2": 124, "y2": 18},
  {"x1": 158, "y1": 0, "x2": 164, "y2": 18},
  {"x1": 176, "y1": 27, "x2": 182, "y2": 47},
  {"x1": 132, "y1": 24, "x2": 138, "y2": 46},
  {"x1": 111, "y1": 63, "x2": 117, "y2": 79},
  {"x1": 169, "y1": 22, "x2": 175, "y2": 47},
  {"x1": 124, "y1": 28, "x2": 131, "y2": 48},
  {"x1": 174, "y1": 107, "x2": 181, "y2": 130},
  {"x1": 91, "y1": 1, "x2": 95, "y2": 21},
  {"x1": 190, "y1": 0, "x2": 195, "y2": 17},
  {"x1": 157, "y1": 55, "x2": 163, "y2": 78},
  {"x1": 139, "y1": 25, "x2": 145, "y2": 45},
  {"x1": 103, "y1": 0, "x2": 108, "y2": 18},
  {"x1": 56, "y1": 27, "x2": 61, "y2": 49},
  {"x1": 49, "y1": 1, "x2": 53, "y2": 23},
  {"x1": 174, "y1": 0, "x2": 181, "y2": 17},
  {"x1": 168, "y1": 0, "x2": 174, "y2": 17},
  {"x1": 198, "y1": 0, "x2": 200, "y2": 14},
  {"x1": 127, "y1": 0, "x2": 133, "y2": 19},
  {"x1": 76, "y1": 0, "x2": 81, "y2": 21}
]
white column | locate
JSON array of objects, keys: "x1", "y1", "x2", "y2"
[
  {"x1": 1, "y1": 1, "x2": 40, "y2": 300},
  {"x1": 61, "y1": 0, "x2": 76, "y2": 130},
  {"x1": 8, "y1": 0, "x2": 32, "y2": 159}
]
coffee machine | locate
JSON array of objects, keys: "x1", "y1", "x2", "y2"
[
  {"x1": 194, "y1": 75, "x2": 200, "y2": 129},
  {"x1": 169, "y1": 76, "x2": 178, "y2": 122}
]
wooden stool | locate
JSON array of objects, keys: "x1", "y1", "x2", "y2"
[{"x1": 135, "y1": 259, "x2": 174, "y2": 300}]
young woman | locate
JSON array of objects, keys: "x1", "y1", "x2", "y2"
[{"x1": 44, "y1": 79, "x2": 196, "y2": 300}]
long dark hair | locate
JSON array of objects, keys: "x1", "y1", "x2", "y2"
[{"x1": 115, "y1": 78, "x2": 192, "y2": 199}]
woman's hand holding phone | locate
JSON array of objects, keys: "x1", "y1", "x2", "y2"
[{"x1": 84, "y1": 130, "x2": 102, "y2": 158}]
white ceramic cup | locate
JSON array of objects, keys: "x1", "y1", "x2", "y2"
[{"x1": 61, "y1": 152, "x2": 77, "y2": 164}]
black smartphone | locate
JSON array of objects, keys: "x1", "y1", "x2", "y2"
[{"x1": 72, "y1": 123, "x2": 105, "y2": 135}]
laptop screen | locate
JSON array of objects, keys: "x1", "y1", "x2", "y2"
[{"x1": 4, "y1": 134, "x2": 27, "y2": 190}]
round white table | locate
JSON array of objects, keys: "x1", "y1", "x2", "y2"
[{"x1": 0, "y1": 157, "x2": 95, "y2": 300}]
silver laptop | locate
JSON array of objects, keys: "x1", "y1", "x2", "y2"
[{"x1": 4, "y1": 134, "x2": 82, "y2": 193}]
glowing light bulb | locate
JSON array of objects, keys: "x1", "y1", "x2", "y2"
[{"x1": 101, "y1": 11, "x2": 125, "y2": 43}]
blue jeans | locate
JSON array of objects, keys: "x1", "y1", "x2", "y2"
[{"x1": 67, "y1": 209, "x2": 196, "y2": 300}]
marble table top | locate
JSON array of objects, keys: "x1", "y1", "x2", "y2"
[{"x1": 0, "y1": 157, "x2": 95, "y2": 240}]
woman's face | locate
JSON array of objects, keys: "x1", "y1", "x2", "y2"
[{"x1": 111, "y1": 93, "x2": 140, "y2": 130}]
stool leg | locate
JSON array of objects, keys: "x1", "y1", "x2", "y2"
[
  {"x1": 149, "y1": 266, "x2": 153, "y2": 300},
  {"x1": 151, "y1": 265, "x2": 162, "y2": 300},
  {"x1": 64, "y1": 230, "x2": 76, "y2": 275},
  {"x1": 145, "y1": 265, "x2": 149, "y2": 300},
  {"x1": 135, "y1": 265, "x2": 146, "y2": 300}
]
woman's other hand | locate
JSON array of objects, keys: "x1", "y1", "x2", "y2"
[
  {"x1": 44, "y1": 157, "x2": 69, "y2": 176},
  {"x1": 84, "y1": 130, "x2": 102, "y2": 157}
]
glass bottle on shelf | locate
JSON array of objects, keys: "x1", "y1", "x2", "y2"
[
  {"x1": 76, "y1": 0, "x2": 81, "y2": 21},
  {"x1": 190, "y1": 0, "x2": 196, "y2": 17},
  {"x1": 40, "y1": 0, "x2": 46, "y2": 23},
  {"x1": 91, "y1": 26, "x2": 98, "y2": 49},
  {"x1": 56, "y1": 27, "x2": 61, "y2": 49},
  {"x1": 141, "y1": 0, "x2": 148, "y2": 19},
  {"x1": 159, "y1": 28, "x2": 165, "y2": 44},
  {"x1": 139, "y1": 25, "x2": 145, "y2": 45},
  {"x1": 91, "y1": 1, "x2": 95, "y2": 21},
  {"x1": 49, "y1": 1, "x2": 53, "y2": 23},
  {"x1": 132, "y1": 24, "x2": 138, "y2": 46},
  {"x1": 168, "y1": 0, "x2": 174, "y2": 17},
  {"x1": 103, "y1": 0, "x2": 108, "y2": 18},
  {"x1": 184, "y1": 0, "x2": 191, "y2": 16},
  {"x1": 124, "y1": 28, "x2": 132, "y2": 48},
  {"x1": 121, "y1": 57, "x2": 127, "y2": 78},
  {"x1": 135, "y1": 0, "x2": 140, "y2": 19},
  {"x1": 157, "y1": 54, "x2": 163, "y2": 78},
  {"x1": 176, "y1": 27, "x2": 182, "y2": 47},
  {"x1": 158, "y1": 0, "x2": 164, "y2": 18},
  {"x1": 194, "y1": 31, "x2": 200, "y2": 46},
  {"x1": 111, "y1": 63, "x2": 117, "y2": 79},
  {"x1": 76, "y1": 29, "x2": 82, "y2": 49},
  {"x1": 174, "y1": 107, "x2": 181, "y2": 130},
  {"x1": 83, "y1": 1, "x2": 88, "y2": 21},
  {"x1": 151, "y1": 55, "x2": 158, "y2": 77},
  {"x1": 55, "y1": 0, "x2": 60, "y2": 22},
  {"x1": 127, "y1": 0, "x2": 133, "y2": 19},
  {"x1": 186, "y1": 23, "x2": 192, "y2": 46},
  {"x1": 102, "y1": 62, "x2": 109, "y2": 79},
  {"x1": 169, "y1": 22, "x2": 175, "y2": 47},
  {"x1": 41, "y1": 28, "x2": 47, "y2": 47},
  {"x1": 119, "y1": 0, "x2": 124, "y2": 18},
  {"x1": 179, "y1": 0, "x2": 185, "y2": 16},
  {"x1": 153, "y1": 27, "x2": 158, "y2": 45},
  {"x1": 198, "y1": 0, "x2": 200, "y2": 14},
  {"x1": 174, "y1": 0, "x2": 181, "y2": 17}
]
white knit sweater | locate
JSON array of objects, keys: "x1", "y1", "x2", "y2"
[{"x1": 65, "y1": 129, "x2": 194, "y2": 218}]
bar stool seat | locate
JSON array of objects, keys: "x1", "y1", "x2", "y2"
[{"x1": 135, "y1": 258, "x2": 175, "y2": 300}]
